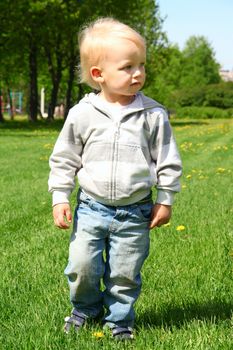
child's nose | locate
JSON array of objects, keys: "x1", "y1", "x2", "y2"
[{"x1": 133, "y1": 67, "x2": 142, "y2": 77}]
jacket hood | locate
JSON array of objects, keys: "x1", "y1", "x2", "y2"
[{"x1": 79, "y1": 92, "x2": 165, "y2": 117}]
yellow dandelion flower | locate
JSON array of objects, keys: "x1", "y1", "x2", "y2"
[
  {"x1": 43, "y1": 143, "x2": 54, "y2": 149},
  {"x1": 176, "y1": 225, "x2": 186, "y2": 231},
  {"x1": 186, "y1": 174, "x2": 192, "y2": 179},
  {"x1": 216, "y1": 167, "x2": 226, "y2": 173},
  {"x1": 182, "y1": 184, "x2": 187, "y2": 189},
  {"x1": 93, "y1": 331, "x2": 104, "y2": 338},
  {"x1": 39, "y1": 156, "x2": 49, "y2": 161},
  {"x1": 163, "y1": 222, "x2": 171, "y2": 227}
]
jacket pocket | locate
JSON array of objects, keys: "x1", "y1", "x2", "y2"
[{"x1": 115, "y1": 144, "x2": 153, "y2": 196}]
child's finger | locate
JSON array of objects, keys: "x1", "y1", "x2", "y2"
[
  {"x1": 56, "y1": 215, "x2": 70, "y2": 229},
  {"x1": 149, "y1": 217, "x2": 160, "y2": 229},
  {"x1": 65, "y1": 208, "x2": 72, "y2": 223}
]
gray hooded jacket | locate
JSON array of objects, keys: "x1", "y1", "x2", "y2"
[{"x1": 48, "y1": 92, "x2": 182, "y2": 206}]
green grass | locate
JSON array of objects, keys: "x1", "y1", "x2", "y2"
[{"x1": 0, "y1": 117, "x2": 233, "y2": 349}]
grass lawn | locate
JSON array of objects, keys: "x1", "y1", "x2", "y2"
[{"x1": 0, "y1": 117, "x2": 232, "y2": 349}]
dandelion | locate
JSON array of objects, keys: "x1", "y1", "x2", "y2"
[
  {"x1": 186, "y1": 174, "x2": 192, "y2": 179},
  {"x1": 216, "y1": 167, "x2": 226, "y2": 173},
  {"x1": 182, "y1": 184, "x2": 187, "y2": 189},
  {"x1": 163, "y1": 222, "x2": 171, "y2": 227},
  {"x1": 39, "y1": 156, "x2": 49, "y2": 161},
  {"x1": 180, "y1": 142, "x2": 193, "y2": 152},
  {"x1": 43, "y1": 143, "x2": 54, "y2": 149},
  {"x1": 93, "y1": 331, "x2": 104, "y2": 339},
  {"x1": 176, "y1": 225, "x2": 186, "y2": 231}
]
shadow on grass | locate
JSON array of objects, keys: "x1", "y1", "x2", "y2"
[
  {"x1": 0, "y1": 118, "x2": 64, "y2": 134},
  {"x1": 137, "y1": 299, "x2": 233, "y2": 329},
  {"x1": 0, "y1": 117, "x2": 211, "y2": 136},
  {"x1": 170, "y1": 119, "x2": 210, "y2": 127}
]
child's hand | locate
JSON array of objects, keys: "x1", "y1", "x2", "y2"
[
  {"x1": 149, "y1": 203, "x2": 172, "y2": 229},
  {"x1": 53, "y1": 203, "x2": 72, "y2": 229}
]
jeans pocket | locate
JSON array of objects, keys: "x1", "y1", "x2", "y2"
[
  {"x1": 135, "y1": 201, "x2": 153, "y2": 222},
  {"x1": 78, "y1": 190, "x2": 92, "y2": 208}
]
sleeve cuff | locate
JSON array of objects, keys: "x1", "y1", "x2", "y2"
[
  {"x1": 156, "y1": 190, "x2": 175, "y2": 206},
  {"x1": 52, "y1": 190, "x2": 71, "y2": 206}
]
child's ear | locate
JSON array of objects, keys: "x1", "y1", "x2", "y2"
[{"x1": 90, "y1": 66, "x2": 104, "y2": 83}]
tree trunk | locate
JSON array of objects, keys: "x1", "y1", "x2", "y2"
[
  {"x1": 47, "y1": 73, "x2": 61, "y2": 120},
  {"x1": 0, "y1": 87, "x2": 4, "y2": 122},
  {"x1": 7, "y1": 87, "x2": 14, "y2": 120},
  {"x1": 28, "y1": 37, "x2": 38, "y2": 122},
  {"x1": 46, "y1": 42, "x2": 63, "y2": 120}
]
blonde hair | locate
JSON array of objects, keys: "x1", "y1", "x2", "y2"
[{"x1": 78, "y1": 17, "x2": 146, "y2": 90}]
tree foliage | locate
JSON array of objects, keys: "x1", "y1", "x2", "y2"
[
  {"x1": 174, "y1": 82, "x2": 233, "y2": 109},
  {"x1": 0, "y1": 1, "x2": 224, "y2": 122},
  {"x1": 180, "y1": 36, "x2": 220, "y2": 88},
  {"x1": 144, "y1": 35, "x2": 222, "y2": 110},
  {"x1": 0, "y1": 0, "x2": 167, "y2": 121}
]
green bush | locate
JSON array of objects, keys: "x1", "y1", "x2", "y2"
[
  {"x1": 175, "y1": 106, "x2": 232, "y2": 119},
  {"x1": 172, "y1": 87, "x2": 206, "y2": 107},
  {"x1": 226, "y1": 108, "x2": 233, "y2": 117},
  {"x1": 204, "y1": 82, "x2": 233, "y2": 108},
  {"x1": 173, "y1": 82, "x2": 233, "y2": 109}
]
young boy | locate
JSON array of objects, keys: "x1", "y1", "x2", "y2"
[{"x1": 48, "y1": 17, "x2": 182, "y2": 340}]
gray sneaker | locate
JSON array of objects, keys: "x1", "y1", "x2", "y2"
[
  {"x1": 112, "y1": 326, "x2": 134, "y2": 340},
  {"x1": 64, "y1": 309, "x2": 86, "y2": 333}
]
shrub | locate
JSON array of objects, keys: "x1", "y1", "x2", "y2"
[
  {"x1": 173, "y1": 82, "x2": 233, "y2": 109},
  {"x1": 204, "y1": 82, "x2": 233, "y2": 109},
  {"x1": 226, "y1": 108, "x2": 233, "y2": 117},
  {"x1": 175, "y1": 106, "x2": 231, "y2": 119},
  {"x1": 172, "y1": 87, "x2": 206, "y2": 107}
]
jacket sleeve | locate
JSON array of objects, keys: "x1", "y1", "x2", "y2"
[
  {"x1": 48, "y1": 110, "x2": 83, "y2": 206},
  {"x1": 150, "y1": 109, "x2": 182, "y2": 205}
]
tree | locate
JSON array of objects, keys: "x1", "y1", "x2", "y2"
[
  {"x1": 0, "y1": 86, "x2": 4, "y2": 122},
  {"x1": 144, "y1": 45, "x2": 183, "y2": 107},
  {"x1": 180, "y1": 36, "x2": 220, "y2": 88},
  {"x1": 0, "y1": 0, "x2": 26, "y2": 121},
  {"x1": 0, "y1": 0, "x2": 42, "y2": 121},
  {"x1": 0, "y1": 0, "x2": 168, "y2": 121}
]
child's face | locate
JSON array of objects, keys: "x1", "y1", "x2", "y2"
[{"x1": 97, "y1": 38, "x2": 146, "y2": 104}]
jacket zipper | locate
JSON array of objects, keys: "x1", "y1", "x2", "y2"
[{"x1": 111, "y1": 122, "x2": 120, "y2": 202}]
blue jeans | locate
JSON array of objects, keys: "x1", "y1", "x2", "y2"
[{"x1": 64, "y1": 190, "x2": 153, "y2": 328}]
